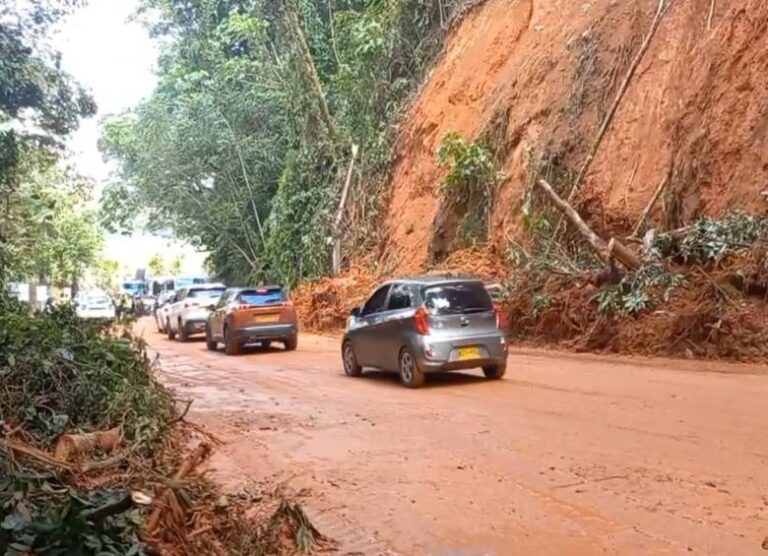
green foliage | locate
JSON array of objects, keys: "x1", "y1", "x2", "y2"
[
  {"x1": 0, "y1": 292, "x2": 174, "y2": 554},
  {"x1": 102, "y1": 0, "x2": 461, "y2": 285},
  {"x1": 436, "y1": 131, "x2": 501, "y2": 242},
  {"x1": 594, "y1": 264, "x2": 685, "y2": 316},
  {"x1": 0, "y1": 1, "x2": 97, "y2": 285},
  {"x1": 437, "y1": 132, "x2": 499, "y2": 195},
  {"x1": 0, "y1": 299, "x2": 174, "y2": 444},
  {"x1": 651, "y1": 212, "x2": 768, "y2": 265},
  {"x1": 0, "y1": 482, "x2": 144, "y2": 556},
  {"x1": 147, "y1": 253, "x2": 167, "y2": 276},
  {"x1": 2, "y1": 148, "x2": 103, "y2": 286}
]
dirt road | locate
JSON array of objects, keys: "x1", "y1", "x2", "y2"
[{"x1": 136, "y1": 319, "x2": 768, "y2": 555}]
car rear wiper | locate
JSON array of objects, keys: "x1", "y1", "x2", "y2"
[{"x1": 460, "y1": 307, "x2": 492, "y2": 313}]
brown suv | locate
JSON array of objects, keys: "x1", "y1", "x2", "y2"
[{"x1": 206, "y1": 286, "x2": 298, "y2": 355}]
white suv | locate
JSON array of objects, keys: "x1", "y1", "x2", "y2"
[{"x1": 166, "y1": 284, "x2": 226, "y2": 342}]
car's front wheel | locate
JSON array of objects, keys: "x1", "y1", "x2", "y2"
[
  {"x1": 178, "y1": 320, "x2": 189, "y2": 342},
  {"x1": 399, "y1": 347, "x2": 425, "y2": 388},
  {"x1": 482, "y1": 364, "x2": 506, "y2": 380},
  {"x1": 342, "y1": 341, "x2": 362, "y2": 377}
]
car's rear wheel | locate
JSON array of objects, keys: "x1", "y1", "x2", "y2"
[
  {"x1": 482, "y1": 364, "x2": 506, "y2": 380},
  {"x1": 205, "y1": 327, "x2": 218, "y2": 351},
  {"x1": 260, "y1": 340, "x2": 272, "y2": 349},
  {"x1": 178, "y1": 320, "x2": 189, "y2": 342},
  {"x1": 342, "y1": 341, "x2": 362, "y2": 377},
  {"x1": 166, "y1": 319, "x2": 176, "y2": 340},
  {"x1": 284, "y1": 335, "x2": 298, "y2": 351},
  {"x1": 399, "y1": 347, "x2": 425, "y2": 388},
  {"x1": 224, "y1": 327, "x2": 241, "y2": 356}
]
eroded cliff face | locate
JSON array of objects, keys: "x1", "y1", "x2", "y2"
[{"x1": 377, "y1": 0, "x2": 768, "y2": 273}]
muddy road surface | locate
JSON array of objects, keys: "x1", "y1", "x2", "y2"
[{"x1": 136, "y1": 319, "x2": 768, "y2": 555}]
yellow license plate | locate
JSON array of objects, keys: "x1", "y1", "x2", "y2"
[
  {"x1": 254, "y1": 314, "x2": 280, "y2": 323},
  {"x1": 458, "y1": 347, "x2": 480, "y2": 360}
]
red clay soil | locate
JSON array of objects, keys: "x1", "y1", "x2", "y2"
[
  {"x1": 298, "y1": 0, "x2": 768, "y2": 356},
  {"x1": 380, "y1": 0, "x2": 768, "y2": 271}
]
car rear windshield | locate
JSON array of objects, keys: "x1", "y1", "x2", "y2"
[
  {"x1": 188, "y1": 288, "x2": 225, "y2": 299},
  {"x1": 422, "y1": 282, "x2": 493, "y2": 315},
  {"x1": 238, "y1": 288, "x2": 285, "y2": 305}
]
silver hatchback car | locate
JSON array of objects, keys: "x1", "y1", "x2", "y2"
[{"x1": 341, "y1": 276, "x2": 508, "y2": 388}]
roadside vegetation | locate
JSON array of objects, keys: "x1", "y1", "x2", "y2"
[{"x1": 101, "y1": 0, "x2": 476, "y2": 286}]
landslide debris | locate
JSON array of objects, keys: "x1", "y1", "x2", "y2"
[{"x1": 0, "y1": 295, "x2": 329, "y2": 554}]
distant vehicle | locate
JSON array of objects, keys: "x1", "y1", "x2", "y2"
[
  {"x1": 174, "y1": 275, "x2": 210, "y2": 289},
  {"x1": 154, "y1": 290, "x2": 178, "y2": 333},
  {"x1": 206, "y1": 286, "x2": 298, "y2": 355},
  {"x1": 166, "y1": 283, "x2": 226, "y2": 341},
  {"x1": 75, "y1": 291, "x2": 116, "y2": 321},
  {"x1": 341, "y1": 276, "x2": 507, "y2": 388},
  {"x1": 120, "y1": 280, "x2": 145, "y2": 297}
]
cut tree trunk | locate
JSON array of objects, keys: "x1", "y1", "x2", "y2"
[{"x1": 54, "y1": 427, "x2": 122, "y2": 462}]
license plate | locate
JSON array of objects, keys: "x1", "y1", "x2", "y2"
[
  {"x1": 254, "y1": 314, "x2": 279, "y2": 323},
  {"x1": 458, "y1": 347, "x2": 480, "y2": 360}
]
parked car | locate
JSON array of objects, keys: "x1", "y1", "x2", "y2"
[
  {"x1": 154, "y1": 290, "x2": 178, "y2": 333},
  {"x1": 166, "y1": 284, "x2": 226, "y2": 341},
  {"x1": 206, "y1": 286, "x2": 298, "y2": 355},
  {"x1": 341, "y1": 276, "x2": 507, "y2": 388},
  {"x1": 75, "y1": 291, "x2": 116, "y2": 321}
]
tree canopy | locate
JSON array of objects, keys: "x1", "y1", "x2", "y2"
[
  {"x1": 0, "y1": 0, "x2": 99, "y2": 288},
  {"x1": 102, "y1": 0, "x2": 458, "y2": 286}
]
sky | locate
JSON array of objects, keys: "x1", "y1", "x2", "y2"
[{"x1": 51, "y1": 0, "x2": 207, "y2": 276}]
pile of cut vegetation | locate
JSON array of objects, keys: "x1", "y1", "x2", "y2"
[
  {"x1": 0, "y1": 295, "x2": 329, "y2": 554},
  {"x1": 504, "y1": 212, "x2": 768, "y2": 361}
]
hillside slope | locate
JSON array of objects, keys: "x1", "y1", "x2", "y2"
[{"x1": 380, "y1": 0, "x2": 767, "y2": 272}]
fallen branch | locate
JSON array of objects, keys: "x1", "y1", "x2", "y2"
[
  {"x1": 144, "y1": 443, "x2": 212, "y2": 535},
  {"x1": 537, "y1": 179, "x2": 641, "y2": 270},
  {"x1": 632, "y1": 174, "x2": 669, "y2": 237},
  {"x1": 1, "y1": 439, "x2": 74, "y2": 471},
  {"x1": 553, "y1": 0, "x2": 669, "y2": 239},
  {"x1": 537, "y1": 179, "x2": 608, "y2": 257},
  {"x1": 707, "y1": 0, "x2": 715, "y2": 30}
]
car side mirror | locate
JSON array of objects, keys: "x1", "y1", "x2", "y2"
[{"x1": 350, "y1": 307, "x2": 361, "y2": 318}]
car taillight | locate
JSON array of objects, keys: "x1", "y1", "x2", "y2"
[
  {"x1": 283, "y1": 300, "x2": 293, "y2": 307},
  {"x1": 414, "y1": 307, "x2": 430, "y2": 335},
  {"x1": 494, "y1": 307, "x2": 501, "y2": 329}
]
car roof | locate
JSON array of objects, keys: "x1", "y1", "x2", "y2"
[
  {"x1": 384, "y1": 275, "x2": 484, "y2": 286},
  {"x1": 223, "y1": 285, "x2": 283, "y2": 293},
  {"x1": 185, "y1": 283, "x2": 226, "y2": 290}
]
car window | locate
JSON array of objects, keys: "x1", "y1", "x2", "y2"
[
  {"x1": 216, "y1": 291, "x2": 232, "y2": 308},
  {"x1": 237, "y1": 288, "x2": 285, "y2": 306},
  {"x1": 188, "y1": 288, "x2": 225, "y2": 299},
  {"x1": 423, "y1": 282, "x2": 493, "y2": 315},
  {"x1": 362, "y1": 285, "x2": 390, "y2": 316},
  {"x1": 386, "y1": 284, "x2": 412, "y2": 311}
]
